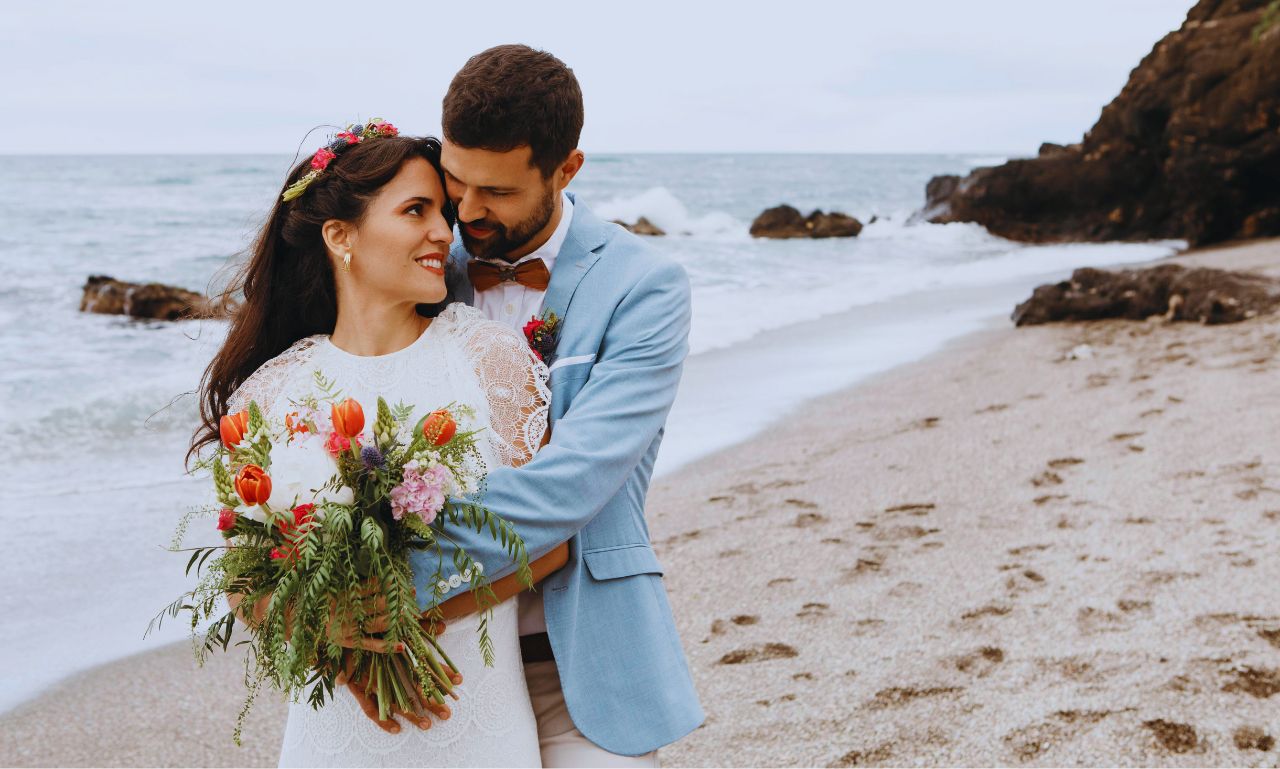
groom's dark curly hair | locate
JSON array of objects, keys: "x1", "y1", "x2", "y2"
[{"x1": 443, "y1": 44, "x2": 584, "y2": 177}]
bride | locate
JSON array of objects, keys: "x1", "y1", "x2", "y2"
[{"x1": 189, "y1": 124, "x2": 562, "y2": 767}]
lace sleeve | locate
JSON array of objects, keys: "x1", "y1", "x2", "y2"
[
  {"x1": 457, "y1": 316, "x2": 550, "y2": 468},
  {"x1": 226, "y1": 336, "x2": 322, "y2": 418}
]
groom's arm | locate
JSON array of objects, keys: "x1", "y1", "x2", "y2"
[{"x1": 411, "y1": 259, "x2": 691, "y2": 608}]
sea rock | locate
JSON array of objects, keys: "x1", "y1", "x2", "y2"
[
  {"x1": 611, "y1": 217, "x2": 666, "y2": 236},
  {"x1": 923, "y1": 0, "x2": 1280, "y2": 247},
  {"x1": 749, "y1": 205, "x2": 863, "y2": 239},
  {"x1": 80, "y1": 275, "x2": 232, "y2": 321},
  {"x1": 1012, "y1": 264, "x2": 1280, "y2": 326}
]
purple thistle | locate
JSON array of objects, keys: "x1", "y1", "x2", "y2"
[{"x1": 360, "y1": 444, "x2": 386, "y2": 470}]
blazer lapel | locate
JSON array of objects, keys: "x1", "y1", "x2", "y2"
[{"x1": 540, "y1": 193, "x2": 609, "y2": 320}]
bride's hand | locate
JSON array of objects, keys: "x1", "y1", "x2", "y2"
[{"x1": 337, "y1": 654, "x2": 455, "y2": 734}]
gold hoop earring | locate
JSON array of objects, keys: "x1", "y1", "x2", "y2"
[{"x1": 342, "y1": 251, "x2": 352, "y2": 272}]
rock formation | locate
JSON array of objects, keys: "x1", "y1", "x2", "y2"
[
  {"x1": 925, "y1": 0, "x2": 1280, "y2": 247},
  {"x1": 1012, "y1": 264, "x2": 1280, "y2": 326},
  {"x1": 80, "y1": 275, "x2": 233, "y2": 321},
  {"x1": 749, "y1": 205, "x2": 863, "y2": 239},
  {"x1": 612, "y1": 217, "x2": 666, "y2": 236}
]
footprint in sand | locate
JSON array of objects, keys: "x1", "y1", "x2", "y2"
[
  {"x1": 954, "y1": 646, "x2": 1005, "y2": 676},
  {"x1": 827, "y1": 745, "x2": 894, "y2": 768},
  {"x1": 1222, "y1": 666, "x2": 1280, "y2": 698},
  {"x1": 1004, "y1": 711, "x2": 1120, "y2": 761},
  {"x1": 1034, "y1": 494, "x2": 1069, "y2": 506},
  {"x1": 1008, "y1": 543, "x2": 1051, "y2": 556},
  {"x1": 1048, "y1": 457, "x2": 1086, "y2": 469},
  {"x1": 885, "y1": 502, "x2": 936, "y2": 516},
  {"x1": 1076, "y1": 606, "x2": 1128, "y2": 634},
  {"x1": 873, "y1": 525, "x2": 938, "y2": 542},
  {"x1": 840, "y1": 559, "x2": 883, "y2": 581},
  {"x1": 1233, "y1": 726, "x2": 1276, "y2": 751},
  {"x1": 960, "y1": 604, "x2": 1012, "y2": 621},
  {"x1": 766, "y1": 479, "x2": 805, "y2": 489},
  {"x1": 887, "y1": 581, "x2": 924, "y2": 598},
  {"x1": 853, "y1": 618, "x2": 885, "y2": 632},
  {"x1": 1143, "y1": 719, "x2": 1199, "y2": 754},
  {"x1": 717, "y1": 642, "x2": 799, "y2": 665},
  {"x1": 754, "y1": 693, "x2": 797, "y2": 707},
  {"x1": 1031, "y1": 470, "x2": 1064, "y2": 487},
  {"x1": 797, "y1": 602, "x2": 830, "y2": 619},
  {"x1": 910, "y1": 416, "x2": 941, "y2": 430},
  {"x1": 1117, "y1": 598, "x2": 1153, "y2": 614},
  {"x1": 865, "y1": 686, "x2": 963, "y2": 710},
  {"x1": 793, "y1": 512, "x2": 828, "y2": 528}
]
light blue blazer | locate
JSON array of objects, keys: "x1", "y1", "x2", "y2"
[{"x1": 409, "y1": 195, "x2": 705, "y2": 756}]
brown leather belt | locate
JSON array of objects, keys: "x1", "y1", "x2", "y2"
[{"x1": 520, "y1": 632, "x2": 555, "y2": 663}]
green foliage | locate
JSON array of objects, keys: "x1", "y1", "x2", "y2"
[{"x1": 1255, "y1": 0, "x2": 1280, "y2": 42}]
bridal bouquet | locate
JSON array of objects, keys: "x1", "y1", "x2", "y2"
[{"x1": 153, "y1": 371, "x2": 531, "y2": 743}]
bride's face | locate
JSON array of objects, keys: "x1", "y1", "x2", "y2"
[{"x1": 336, "y1": 157, "x2": 454, "y2": 305}]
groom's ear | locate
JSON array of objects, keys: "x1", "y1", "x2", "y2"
[{"x1": 553, "y1": 149, "x2": 585, "y2": 191}]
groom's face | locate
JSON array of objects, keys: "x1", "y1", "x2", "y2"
[{"x1": 441, "y1": 142, "x2": 558, "y2": 262}]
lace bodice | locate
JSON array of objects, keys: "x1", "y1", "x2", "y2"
[
  {"x1": 249, "y1": 304, "x2": 550, "y2": 767},
  {"x1": 228, "y1": 303, "x2": 549, "y2": 470}
]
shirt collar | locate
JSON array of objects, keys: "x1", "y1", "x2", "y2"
[{"x1": 474, "y1": 191, "x2": 574, "y2": 273}]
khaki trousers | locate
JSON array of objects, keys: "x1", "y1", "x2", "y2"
[{"x1": 523, "y1": 660, "x2": 660, "y2": 768}]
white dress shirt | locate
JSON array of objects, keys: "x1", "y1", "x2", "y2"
[{"x1": 472, "y1": 191, "x2": 573, "y2": 637}]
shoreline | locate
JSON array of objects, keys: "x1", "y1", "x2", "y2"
[{"x1": 5, "y1": 238, "x2": 1279, "y2": 766}]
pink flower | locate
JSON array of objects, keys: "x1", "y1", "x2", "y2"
[
  {"x1": 216, "y1": 507, "x2": 236, "y2": 531},
  {"x1": 324, "y1": 430, "x2": 361, "y2": 457},
  {"x1": 335, "y1": 131, "x2": 361, "y2": 145},
  {"x1": 310, "y1": 148, "x2": 337, "y2": 170},
  {"x1": 390, "y1": 460, "x2": 449, "y2": 525}
]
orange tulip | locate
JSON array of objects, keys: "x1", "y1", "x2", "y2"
[
  {"x1": 422, "y1": 409, "x2": 457, "y2": 446},
  {"x1": 219, "y1": 411, "x2": 249, "y2": 450},
  {"x1": 331, "y1": 399, "x2": 365, "y2": 439},
  {"x1": 234, "y1": 464, "x2": 272, "y2": 507}
]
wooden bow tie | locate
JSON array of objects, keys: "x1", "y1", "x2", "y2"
[{"x1": 467, "y1": 259, "x2": 551, "y2": 292}]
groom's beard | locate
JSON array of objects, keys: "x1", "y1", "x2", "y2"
[{"x1": 459, "y1": 183, "x2": 557, "y2": 262}]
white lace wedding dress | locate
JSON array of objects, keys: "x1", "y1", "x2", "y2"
[{"x1": 225, "y1": 304, "x2": 549, "y2": 768}]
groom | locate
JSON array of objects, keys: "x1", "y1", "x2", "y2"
[{"x1": 380, "y1": 45, "x2": 703, "y2": 765}]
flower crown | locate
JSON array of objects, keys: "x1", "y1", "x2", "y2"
[{"x1": 281, "y1": 119, "x2": 400, "y2": 202}]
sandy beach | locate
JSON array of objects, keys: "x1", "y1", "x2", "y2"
[{"x1": 4, "y1": 239, "x2": 1279, "y2": 767}]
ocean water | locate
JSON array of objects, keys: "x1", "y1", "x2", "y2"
[{"x1": 0, "y1": 153, "x2": 1181, "y2": 713}]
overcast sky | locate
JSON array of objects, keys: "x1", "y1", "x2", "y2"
[{"x1": 1, "y1": 0, "x2": 1194, "y2": 155}]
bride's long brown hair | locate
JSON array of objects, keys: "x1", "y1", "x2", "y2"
[{"x1": 188, "y1": 135, "x2": 454, "y2": 463}]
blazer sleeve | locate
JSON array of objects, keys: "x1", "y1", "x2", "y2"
[{"x1": 410, "y1": 259, "x2": 691, "y2": 607}]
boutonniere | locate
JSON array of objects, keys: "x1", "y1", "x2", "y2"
[{"x1": 523, "y1": 311, "x2": 561, "y2": 364}]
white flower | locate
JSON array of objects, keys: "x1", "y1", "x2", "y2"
[
  {"x1": 266, "y1": 436, "x2": 353, "y2": 513},
  {"x1": 236, "y1": 502, "x2": 268, "y2": 523}
]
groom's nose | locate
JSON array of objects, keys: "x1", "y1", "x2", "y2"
[{"x1": 455, "y1": 191, "x2": 485, "y2": 224}]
